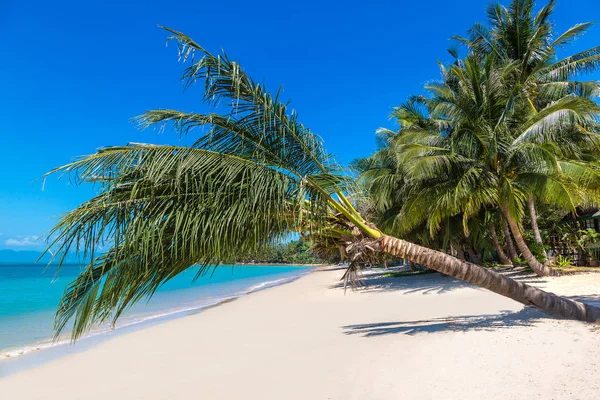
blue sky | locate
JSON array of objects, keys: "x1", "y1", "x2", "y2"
[{"x1": 1, "y1": 0, "x2": 599, "y2": 250}]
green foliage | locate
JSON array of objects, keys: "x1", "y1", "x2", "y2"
[
  {"x1": 512, "y1": 257, "x2": 525, "y2": 266},
  {"x1": 550, "y1": 226, "x2": 600, "y2": 264},
  {"x1": 554, "y1": 255, "x2": 574, "y2": 268},
  {"x1": 578, "y1": 229, "x2": 600, "y2": 248},
  {"x1": 282, "y1": 240, "x2": 322, "y2": 264},
  {"x1": 528, "y1": 242, "x2": 548, "y2": 263},
  {"x1": 355, "y1": 0, "x2": 600, "y2": 267},
  {"x1": 578, "y1": 229, "x2": 600, "y2": 261},
  {"x1": 551, "y1": 222, "x2": 581, "y2": 252},
  {"x1": 236, "y1": 239, "x2": 323, "y2": 265}
]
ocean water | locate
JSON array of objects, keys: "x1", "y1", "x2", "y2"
[{"x1": 0, "y1": 263, "x2": 310, "y2": 360}]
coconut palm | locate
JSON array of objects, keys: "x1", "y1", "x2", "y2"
[
  {"x1": 488, "y1": 216, "x2": 513, "y2": 265},
  {"x1": 376, "y1": 52, "x2": 600, "y2": 276},
  {"x1": 455, "y1": 0, "x2": 600, "y2": 95},
  {"x1": 46, "y1": 28, "x2": 600, "y2": 340},
  {"x1": 455, "y1": 0, "x2": 600, "y2": 243},
  {"x1": 353, "y1": 113, "x2": 492, "y2": 265}
]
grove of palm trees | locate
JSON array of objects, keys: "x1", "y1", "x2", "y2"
[
  {"x1": 48, "y1": 0, "x2": 600, "y2": 339},
  {"x1": 356, "y1": 0, "x2": 600, "y2": 280}
]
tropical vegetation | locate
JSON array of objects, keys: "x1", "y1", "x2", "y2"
[
  {"x1": 46, "y1": 0, "x2": 600, "y2": 340},
  {"x1": 356, "y1": 0, "x2": 600, "y2": 277},
  {"x1": 235, "y1": 239, "x2": 324, "y2": 265}
]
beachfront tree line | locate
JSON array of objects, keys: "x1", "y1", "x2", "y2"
[
  {"x1": 47, "y1": 0, "x2": 600, "y2": 339},
  {"x1": 354, "y1": 0, "x2": 600, "y2": 277},
  {"x1": 235, "y1": 239, "x2": 322, "y2": 265}
]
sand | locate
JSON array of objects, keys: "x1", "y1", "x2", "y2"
[{"x1": 1, "y1": 266, "x2": 599, "y2": 400}]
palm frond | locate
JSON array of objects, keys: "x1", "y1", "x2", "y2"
[
  {"x1": 49, "y1": 143, "x2": 325, "y2": 339},
  {"x1": 514, "y1": 96, "x2": 600, "y2": 143},
  {"x1": 538, "y1": 46, "x2": 600, "y2": 81},
  {"x1": 551, "y1": 22, "x2": 595, "y2": 48},
  {"x1": 153, "y1": 27, "x2": 334, "y2": 178}
]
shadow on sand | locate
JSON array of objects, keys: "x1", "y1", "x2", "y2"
[
  {"x1": 570, "y1": 294, "x2": 600, "y2": 308},
  {"x1": 330, "y1": 270, "x2": 475, "y2": 295},
  {"x1": 337, "y1": 269, "x2": 600, "y2": 337},
  {"x1": 330, "y1": 266, "x2": 556, "y2": 295},
  {"x1": 342, "y1": 307, "x2": 549, "y2": 337}
]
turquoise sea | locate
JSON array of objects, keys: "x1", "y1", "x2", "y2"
[{"x1": 0, "y1": 263, "x2": 310, "y2": 360}]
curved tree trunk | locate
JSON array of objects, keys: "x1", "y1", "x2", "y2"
[
  {"x1": 379, "y1": 234, "x2": 600, "y2": 322},
  {"x1": 409, "y1": 261, "x2": 417, "y2": 272},
  {"x1": 489, "y1": 222, "x2": 513, "y2": 266},
  {"x1": 528, "y1": 195, "x2": 543, "y2": 244},
  {"x1": 502, "y1": 209, "x2": 559, "y2": 277},
  {"x1": 502, "y1": 216, "x2": 518, "y2": 260}
]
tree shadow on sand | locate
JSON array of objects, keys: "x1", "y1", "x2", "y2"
[
  {"x1": 493, "y1": 268, "x2": 550, "y2": 285},
  {"x1": 342, "y1": 293, "x2": 600, "y2": 337},
  {"x1": 330, "y1": 267, "x2": 560, "y2": 295},
  {"x1": 570, "y1": 294, "x2": 600, "y2": 308},
  {"x1": 333, "y1": 268, "x2": 600, "y2": 336},
  {"x1": 330, "y1": 271, "x2": 477, "y2": 295},
  {"x1": 342, "y1": 307, "x2": 549, "y2": 337}
]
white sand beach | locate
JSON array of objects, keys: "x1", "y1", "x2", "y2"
[{"x1": 1, "y1": 267, "x2": 600, "y2": 400}]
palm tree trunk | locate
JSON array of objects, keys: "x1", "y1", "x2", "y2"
[
  {"x1": 489, "y1": 223, "x2": 513, "y2": 266},
  {"x1": 455, "y1": 243, "x2": 465, "y2": 261},
  {"x1": 409, "y1": 261, "x2": 417, "y2": 272},
  {"x1": 378, "y1": 234, "x2": 600, "y2": 322},
  {"x1": 528, "y1": 195, "x2": 543, "y2": 244},
  {"x1": 465, "y1": 242, "x2": 482, "y2": 264},
  {"x1": 502, "y1": 217, "x2": 518, "y2": 260},
  {"x1": 502, "y1": 209, "x2": 559, "y2": 277}
]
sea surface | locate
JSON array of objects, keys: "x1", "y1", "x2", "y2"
[{"x1": 0, "y1": 263, "x2": 311, "y2": 361}]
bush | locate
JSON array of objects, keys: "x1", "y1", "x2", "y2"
[
  {"x1": 554, "y1": 255, "x2": 573, "y2": 268},
  {"x1": 512, "y1": 256, "x2": 525, "y2": 266}
]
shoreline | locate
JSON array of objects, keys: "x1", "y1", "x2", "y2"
[
  {"x1": 0, "y1": 266, "x2": 314, "y2": 375},
  {"x1": 234, "y1": 262, "x2": 326, "y2": 267},
  {"x1": 1, "y1": 267, "x2": 599, "y2": 399}
]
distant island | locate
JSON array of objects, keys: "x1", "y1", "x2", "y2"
[{"x1": 0, "y1": 249, "x2": 82, "y2": 264}]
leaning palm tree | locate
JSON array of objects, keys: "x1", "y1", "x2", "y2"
[{"x1": 47, "y1": 28, "x2": 600, "y2": 340}]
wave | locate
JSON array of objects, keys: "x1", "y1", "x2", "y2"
[{"x1": 246, "y1": 271, "x2": 310, "y2": 293}]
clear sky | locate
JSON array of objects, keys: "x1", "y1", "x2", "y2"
[{"x1": 1, "y1": 0, "x2": 599, "y2": 250}]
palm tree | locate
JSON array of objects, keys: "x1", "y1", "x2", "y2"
[
  {"x1": 455, "y1": 0, "x2": 600, "y2": 246},
  {"x1": 455, "y1": 0, "x2": 600, "y2": 96},
  {"x1": 489, "y1": 220, "x2": 512, "y2": 265},
  {"x1": 46, "y1": 28, "x2": 600, "y2": 340},
  {"x1": 354, "y1": 105, "x2": 493, "y2": 265},
  {"x1": 385, "y1": 50, "x2": 600, "y2": 276},
  {"x1": 502, "y1": 216, "x2": 519, "y2": 259}
]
